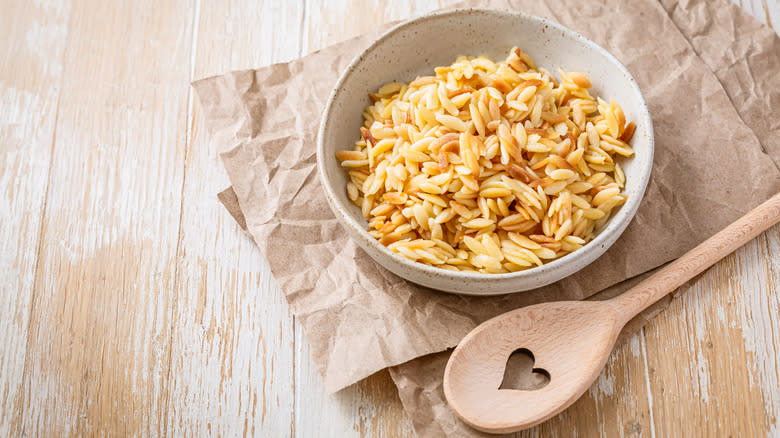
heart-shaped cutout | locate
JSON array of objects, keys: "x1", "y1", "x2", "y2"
[{"x1": 499, "y1": 348, "x2": 551, "y2": 391}]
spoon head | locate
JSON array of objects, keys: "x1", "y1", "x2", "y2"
[{"x1": 443, "y1": 300, "x2": 622, "y2": 433}]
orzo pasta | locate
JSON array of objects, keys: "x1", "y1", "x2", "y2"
[{"x1": 336, "y1": 48, "x2": 635, "y2": 273}]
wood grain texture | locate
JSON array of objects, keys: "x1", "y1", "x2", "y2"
[
  {"x1": 643, "y1": 225, "x2": 780, "y2": 437},
  {"x1": 0, "y1": 1, "x2": 71, "y2": 436},
  {"x1": 164, "y1": 2, "x2": 302, "y2": 436},
  {"x1": 17, "y1": 0, "x2": 193, "y2": 435},
  {"x1": 0, "y1": 0, "x2": 777, "y2": 437},
  {"x1": 295, "y1": 331, "x2": 415, "y2": 437}
]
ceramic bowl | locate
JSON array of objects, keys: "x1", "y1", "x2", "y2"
[{"x1": 316, "y1": 9, "x2": 653, "y2": 295}]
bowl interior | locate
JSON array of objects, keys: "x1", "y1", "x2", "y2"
[{"x1": 318, "y1": 9, "x2": 653, "y2": 287}]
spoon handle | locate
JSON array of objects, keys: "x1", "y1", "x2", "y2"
[{"x1": 609, "y1": 192, "x2": 780, "y2": 325}]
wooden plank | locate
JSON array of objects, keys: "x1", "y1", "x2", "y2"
[
  {"x1": 299, "y1": 0, "x2": 452, "y2": 45},
  {"x1": 163, "y1": 2, "x2": 303, "y2": 436},
  {"x1": 643, "y1": 225, "x2": 780, "y2": 436},
  {"x1": 0, "y1": 1, "x2": 71, "y2": 435},
  {"x1": 17, "y1": 0, "x2": 194, "y2": 435},
  {"x1": 188, "y1": 1, "x2": 306, "y2": 77},
  {"x1": 295, "y1": 331, "x2": 415, "y2": 437}
]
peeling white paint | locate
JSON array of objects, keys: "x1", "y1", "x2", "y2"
[
  {"x1": 597, "y1": 371, "x2": 616, "y2": 398},
  {"x1": 0, "y1": 85, "x2": 41, "y2": 144},
  {"x1": 629, "y1": 333, "x2": 641, "y2": 358},
  {"x1": 587, "y1": 366, "x2": 616, "y2": 404},
  {"x1": 640, "y1": 330, "x2": 657, "y2": 438},
  {"x1": 0, "y1": 2, "x2": 70, "y2": 435},
  {"x1": 736, "y1": 233, "x2": 780, "y2": 437},
  {"x1": 25, "y1": 22, "x2": 68, "y2": 73},
  {"x1": 694, "y1": 351, "x2": 710, "y2": 403}
]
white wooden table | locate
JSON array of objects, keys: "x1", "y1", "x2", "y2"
[{"x1": 1, "y1": 0, "x2": 778, "y2": 436}]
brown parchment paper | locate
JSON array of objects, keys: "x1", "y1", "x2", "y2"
[
  {"x1": 657, "y1": 0, "x2": 780, "y2": 171},
  {"x1": 194, "y1": 0, "x2": 780, "y2": 396}
]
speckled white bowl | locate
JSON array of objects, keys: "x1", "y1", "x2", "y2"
[{"x1": 317, "y1": 9, "x2": 653, "y2": 295}]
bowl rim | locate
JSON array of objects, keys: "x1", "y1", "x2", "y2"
[{"x1": 316, "y1": 7, "x2": 654, "y2": 281}]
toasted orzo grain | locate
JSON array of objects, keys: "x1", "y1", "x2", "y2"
[{"x1": 336, "y1": 48, "x2": 635, "y2": 273}]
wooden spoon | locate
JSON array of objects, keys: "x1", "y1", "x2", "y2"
[{"x1": 444, "y1": 192, "x2": 780, "y2": 434}]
